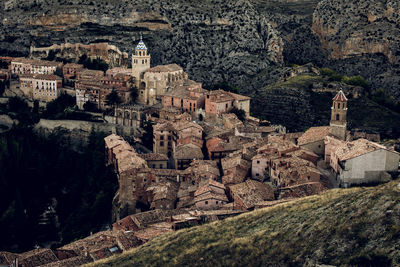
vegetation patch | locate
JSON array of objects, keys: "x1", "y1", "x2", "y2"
[{"x1": 87, "y1": 180, "x2": 400, "y2": 267}]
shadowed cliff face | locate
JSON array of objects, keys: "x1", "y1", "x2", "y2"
[
  {"x1": 312, "y1": 0, "x2": 400, "y2": 98},
  {"x1": 0, "y1": 0, "x2": 399, "y2": 128}
]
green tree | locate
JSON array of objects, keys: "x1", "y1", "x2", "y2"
[{"x1": 106, "y1": 89, "x2": 122, "y2": 106}]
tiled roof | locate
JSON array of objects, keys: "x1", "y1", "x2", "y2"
[
  {"x1": 19, "y1": 73, "x2": 62, "y2": 81},
  {"x1": 175, "y1": 143, "x2": 204, "y2": 160},
  {"x1": 298, "y1": 126, "x2": 331, "y2": 145},
  {"x1": 38, "y1": 255, "x2": 92, "y2": 267},
  {"x1": 0, "y1": 252, "x2": 17, "y2": 266},
  {"x1": 194, "y1": 192, "x2": 228, "y2": 202},
  {"x1": 146, "y1": 64, "x2": 182, "y2": 73},
  {"x1": 332, "y1": 90, "x2": 348, "y2": 102},
  {"x1": 229, "y1": 180, "x2": 275, "y2": 209},
  {"x1": 334, "y1": 138, "x2": 393, "y2": 161},
  {"x1": 63, "y1": 63, "x2": 83, "y2": 69},
  {"x1": 104, "y1": 134, "x2": 125, "y2": 149},
  {"x1": 18, "y1": 248, "x2": 58, "y2": 267},
  {"x1": 139, "y1": 153, "x2": 168, "y2": 161},
  {"x1": 173, "y1": 120, "x2": 203, "y2": 132},
  {"x1": 194, "y1": 179, "x2": 226, "y2": 197},
  {"x1": 136, "y1": 39, "x2": 147, "y2": 50}
]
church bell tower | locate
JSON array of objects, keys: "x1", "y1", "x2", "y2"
[
  {"x1": 131, "y1": 35, "x2": 150, "y2": 88},
  {"x1": 330, "y1": 90, "x2": 348, "y2": 141}
]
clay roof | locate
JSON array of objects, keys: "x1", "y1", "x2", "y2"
[
  {"x1": 117, "y1": 151, "x2": 148, "y2": 173},
  {"x1": 19, "y1": 73, "x2": 62, "y2": 81},
  {"x1": 221, "y1": 153, "x2": 251, "y2": 171},
  {"x1": 162, "y1": 79, "x2": 204, "y2": 98},
  {"x1": 279, "y1": 182, "x2": 327, "y2": 199},
  {"x1": 131, "y1": 209, "x2": 167, "y2": 228},
  {"x1": 147, "y1": 182, "x2": 178, "y2": 201},
  {"x1": 334, "y1": 138, "x2": 394, "y2": 161},
  {"x1": 227, "y1": 91, "x2": 251, "y2": 101},
  {"x1": 153, "y1": 121, "x2": 175, "y2": 132},
  {"x1": 175, "y1": 143, "x2": 204, "y2": 160},
  {"x1": 194, "y1": 192, "x2": 228, "y2": 202},
  {"x1": 194, "y1": 179, "x2": 226, "y2": 197},
  {"x1": 139, "y1": 153, "x2": 168, "y2": 161},
  {"x1": 0, "y1": 252, "x2": 17, "y2": 266},
  {"x1": 38, "y1": 255, "x2": 92, "y2": 267},
  {"x1": 104, "y1": 134, "x2": 125, "y2": 149},
  {"x1": 229, "y1": 180, "x2": 275, "y2": 209},
  {"x1": 207, "y1": 89, "x2": 235, "y2": 103},
  {"x1": 332, "y1": 90, "x2": 348, "y2": 102},
  {"x1": 18, "y1": 248, "x2": 58, "y2": 267},
  {"x1": 173, "y1": 120, "x2": 203, "y2": 132},
  {"x1": 146, "y1": 64, "x2": 182, "y2": 73},
  {"x1": 63, "y1": 63, "x2": 83, "y2": 69},
  {"x1": 298, "y1": 126, "x2": 331, "y2": 145}
]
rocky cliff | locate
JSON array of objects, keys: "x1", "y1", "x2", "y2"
[{"x1": 0, "y1": 0, "x2": 399, "y2": 122}]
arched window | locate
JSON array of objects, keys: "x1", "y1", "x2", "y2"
[
  {"x1": 139, "y1": 51, "x2": 142, "y2": 56},
  {"x1": 336, "y1": 114, "x2": 340, "y2": 121},
  {"x1": 338, "y1": 103, "x2": 340, "y2": 109}
]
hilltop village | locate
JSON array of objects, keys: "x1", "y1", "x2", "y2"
[{"x1": 0, "y1": 39, "x2": 399, "y2": 266}]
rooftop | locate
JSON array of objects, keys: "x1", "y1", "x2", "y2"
[
  {"x1": 19, "y1": 73, "x2": 62, "y2": 81},
  {"x1": 175, "y1": 143, "x2": 204, "y2": 160},
  {"x1": 332, "y1": 90, "x2": 348, "y2": 102},
  {"x1": 298, "y1": 126, "x2": 331, "y2": 145},
  {"x1": 146, "y1": 64, "x2": 182, "y2": 73},
  {"x1": 229, "y1": 180, "x2": 275, "y2": 210},
  {"x1": 335, "y1": 138, "x2": 393, "y2": 161},
  {"x1": 139, "y1": 153, "x2": 168, "y2": 161}
]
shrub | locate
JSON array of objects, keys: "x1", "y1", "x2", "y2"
[{"x1": 342, "y1": 75, "x2": 370, "y2": 89}]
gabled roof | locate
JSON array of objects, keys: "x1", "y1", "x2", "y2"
[
  {"x1": 175, "y1": 143, "x2": 204, "y2": 160},
  {"x1": 332, "y1": 90, "x2": 348, "y2": 102},
  {"x1": 229, "y1": 180, "x2": 275, "y2": 209},
  {"x1": 146, "y1": 64, "x2": 182, "y2": 73},
  {"x1": 335, "y1": 138, "x2": 396, "y2": 161},
  {"x1": 298, "y1": 126, "x2": 330, "y2": 145}
]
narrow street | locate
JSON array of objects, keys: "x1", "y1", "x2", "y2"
[{"x1": 317, "y1": 160, "x2": 339, "y2": 188}]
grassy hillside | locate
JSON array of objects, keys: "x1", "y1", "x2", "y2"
[{"x1": 88, "y1": 179, "x2": 400, "y2": 267}]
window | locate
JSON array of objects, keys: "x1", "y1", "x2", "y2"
[
  {"x1": 205, "y1": 201, "x2": 208, "y2": 205},
  {"x1": 257, "y1": 160, "x2": 260, "y2": 164},
  {"x1": 168, "y1": 136, "x2": 171, "y2": 140},
  {"x1": 160, "y1": 141, "x2": 164, "y2": 146},
  {"x1": 336, "y1": 114, "x2": 340, "y2": 120},
  {"x1": 159, "y1": 165, "x2": 163, "y2": 169},
  {"x1": 160, "y1": 135, "x2": 164, "y2": 140},
  {"x1": 152, "y1": 164, "x2": 156, "y2": 168},
  {"x1": 338, "y1": 103, "x2": 340, "y2": 109},
  {"x1": 216, "y1": 201, "x2": 219, "y2": 204},
  {"x1": 256, "y1": 173, "x2": 259, "y2": 176},
  {"x1": 226, "y1": 103, "x2": 228, "y2": 109}
]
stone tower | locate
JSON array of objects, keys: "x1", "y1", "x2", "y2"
[
  {"x1": 131, "y1": 35, "x2": 150, "y2": 88},
  {"x1": 330, "y1": 90, "x2": 348, "y2": 140}
]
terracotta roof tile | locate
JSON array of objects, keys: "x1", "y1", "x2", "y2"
[
  {"x1": 332, "y1": 90, "x2": 348, "y2": 102},
  {"x1": 298, "y1": 126, "x2": 330, "y2": 145}
]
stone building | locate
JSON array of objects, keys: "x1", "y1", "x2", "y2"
[
  {"x1": 194, "y1": 179, "x2": 228, "y2": 210},
  {"x1": 205, "y1": 89, "x2": 250, "y2": 118},
  {"x1": 19, "y1": 74, "x2": 62, "y2": 102},
  {"x1": 10, "y1": 58, "x2": 61, "y2": 76},
  {"x1": 175, "y1": 143, "x2": 204, "y2": 170},
  {"x1": 161, "y1": 79, "x2": 206, "y2": 118},
  {"x1": 114, "y1": 105, "x2": 148, "y2": 128},
  {"x1": 153, "y1": 121, "x2": 175, "y2": 156},
  {"x1": 228, "y1": 180, "x2": 275, "y2": 210},
  {"x1": 329, "y1": 90, "x2": 348, "y2": 141},
  {"x1": 329, "y1": 138, "x2": 400, "y2": 187},
  {"x1": 298, "y1": 126, "x2": 331, "y2": 156},
  {"x1": 141, "y1": 64, "x2": 187, "y2": 105},
  {"x1": 62, "y1": 63, "x2": 84, "y2": 80},
  {"x1": 139, "y1": 153, "x2": 169, "y2": 169}
]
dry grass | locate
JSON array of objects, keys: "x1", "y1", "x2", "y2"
[{"x1": 86, "y1": 180, "x2": 400, "y2": 267}]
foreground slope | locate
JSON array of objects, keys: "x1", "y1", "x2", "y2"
[{"x1": 88, "y1": 180, "x2": 400, "y2": 266}]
